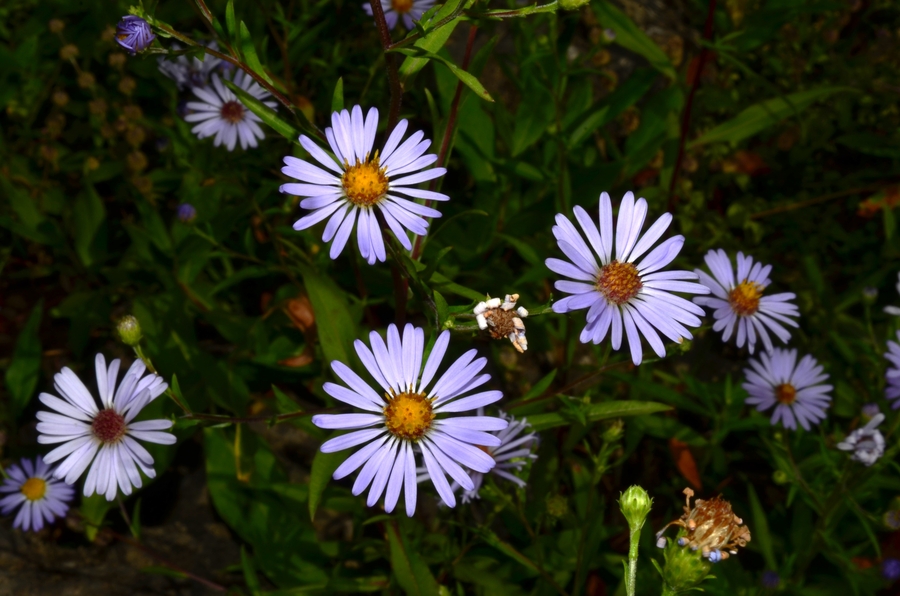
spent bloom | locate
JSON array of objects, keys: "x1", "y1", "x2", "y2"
[
  {"x1": 693, "y1": 250, "x2": 799, "y2": 353},
  {"x1": 743, "y1": 348, "x2": 832, "y2": 430},
  {"x1": 158, "y1": 42, "x2": 222, "y2": 90},
  {"x1": 546, "y1": 191, "x2": 709, "y2": 365},
  {"x1": 424, "y1": 410, "x2": 538, "y2": 504},
  {"x1": 115, "y1": 16, "x2": 156, "y2": 55},
  {"x1": 36, "y1": 354, "x2": 176, "y2": 501},
  {"x1": 283, "y1": 106, "x2": 448, "y2": 264},
  {"x1": 311, "y1": 324, "x2": 508, "y2": 515},
  {"x1": 655, "y1": 488, "x2": 751, "y2": 563},
  {"x1": 885, "y1": 330, "x2": 900, "y2": 408},
  {"x1": 837, "y1": 413, "x2": 886, "y2": 466},
  {"x1": 475, "y1": 294, "x2": 529, "y2": 353},
  {"x1": 363, "y1": 0, "x2": 436, "y2": 30},
  {"x1": 0, "y1": 457, "x2": 74, "y2": 532},
  {"x1": 185, "y1": 71, "x2": 276, "y2": 151}
]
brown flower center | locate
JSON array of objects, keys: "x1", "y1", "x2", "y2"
[
  {"x1": 20, "y1": 477, "x2": 47, "y2": 501},
  {"x1": 220, "y1": 100, "x2": 245, "y2": 124},
  {"x1": 391, "y1": 0, "x2": 414, "y2": 13},
  {"x1": 596, "y1": 260, "x2": 643, "y2": 305},
  {"x1": 383, "y1": 392, "x2": 434, "y2": 441},
  {"x1": 92, "y1": 408, "x2": 127, "y2": 444},
  {"x1": 774, "y1": 383, "x2": 797, "y2": 405},
  {"x1": 728, "y1": 280, "x2": 763, "y2": 316},
  {"x1": 342, "y1": 156, "x2": 389, "y2": 206}
]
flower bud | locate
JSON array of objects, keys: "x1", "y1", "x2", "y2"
[
  {"x1": 545, "y1": 494, "x2": 568, "y2": 519},
  {"x1": 48, "y1": 19, "x2": 65, "y2": 33},
  {"x1": 177, "y1": 203, "x2": 197, "y2": 223},
  {"x1": 115, "y1": 15, "x2": 156, "y2": 55},
  {"x1": 117, "y1": 315, "x2": 143, "y2": 346},
  {"x1": 59, "y1": 44, "x2": 79, "y2": 61},
  {"x1": 661, "y1": 538, "x2": 712, "y2": 592},
  {"x1": 52, "y1": 90, "x2": 69, "y2": 107},
  {"x1": 619, "y1": 485, "x2": 652, "y2": 532}
]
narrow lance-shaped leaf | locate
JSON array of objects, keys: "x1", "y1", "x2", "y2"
[
  {"x1": 238, "y1": 21, "x2": 274, "y2": 85},
  {"x1": 391, "y1": 46, "x2": 494, "y2": 102},
  {"x1": 5, "y1": 299, "x2": 43, "y2": 419},
  {"x1": 308, "y1": 449, "x2": 344, "y2": 521},
  {"x1": 386, "y1": 522, "x2": 440, "y2": 596},
  {"x1": 224, "y1": 79, "x2": 301, "y2": 143},
  {"x1": 592, "y1": 0, "x2": 676, "y2": 79},
  {"x1": 398, "y1": 0, "x2": 469, "y2": 80},
  {"x1": 526, "y1": 400, "x2": 672, "y2": 431}
]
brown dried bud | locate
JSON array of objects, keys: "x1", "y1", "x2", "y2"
[
  {"x1": 77, "y1": 72, "x2": 95, "y2": 89},
  {"x1": 620, "y1": 107, "x2": 641, "y2": 134},
  {"x1": 132, "y1": 176, "x2": 153, "y2": 195},
  {"x1": 88, "y1": 98, "x2": 108, "y2": 116},
  {"x1": 122, "y1": 105, "x2": 143, "y2": 121},
  {"x1": 52, "y1": 90, "x2": 69, "y2": 107},
  {"x1": 285, "y1": 295, "x2": 316, "y2": 332},
  {"x1": 125, "y1": 126, "x2": 146, "y2": 147},
  {"x1": 59, "y1": 44, "x2": 79, "y2": 61},
  {"x1": 85, "y1": 157, "x2": 100, "y2": 172},
  {"x1": 126, "y1": 151, "x2": 148, "y2": 172},
  {"x1": 655, "y1": 488, "x2": 751, "y2": 563},
  {"x1": 108, "y1": 53, "x2": 127, "y2": 68},
  {"x1": 118, "y1": 76, "x2": 137, "y2": 96},
  {"x1": 48, "y1": 19, "x2": 65, "y2": 33},
  {"x1": 592, "y1": 49, "x2": 611, "y2": 67}
]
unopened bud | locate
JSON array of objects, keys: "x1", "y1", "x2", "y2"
[
  {"x1": 48, "y1": 19, "x2": 65, "y2": 34},
  {"x1": 117, "y1": 315, "x2": 143, "y2": 346},
  {"x1": 662, "y1": 539, "x2": 712, "y2": 592},
  {"x1": 545, "y1": 494, "x2": 568, "y2": 519},
  {"x1": 59, "y1": 44, "x2": 79, "y2": 61},
  {"x1": 619, "y1": 485, "x2": 652, "y2": 532}
]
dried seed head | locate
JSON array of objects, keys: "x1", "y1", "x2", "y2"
[
  {"x1": 474, "y1": 294, "x2": 529, "y2": 352},
  {"x1": 655, "y1": 487, "x2": 751, "y2": 564}
]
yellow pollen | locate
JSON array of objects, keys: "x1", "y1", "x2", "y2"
[
  {"x1": 596, "y1": 260, "x2": 642, "y2": 305},
  {"x1": 729, "y1": 280, "x2": 763, "y2": 316},
  {"x1": 342, "y1": 155, "x2": 389, "y2": 207},
  {"x1": 774, "y1": 383, "x2": 797, "y2": 405},
  {"x1": 21, "y1": 477, "x2": 47, "y2": 501},
  {"x1": 384, "y1": 392, "x2": 434, "y2": 441},
  {"x1": 391, "y1": 0, "x2": 414, "y2": 13}
]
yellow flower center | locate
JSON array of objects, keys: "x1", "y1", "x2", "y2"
[
  {"x1": 728, "y1": 280, "x2": 763, "y2": 316},
  {"x1": 384, "y1": 392, "x2": 434, "y2": 441},
  {"x1": 342, "y1": 155, "x2": 389, "y2": 207},
  {"x1": 774, "y1": 383, "x2": 796, "y2": 405},
  {"x1": 391, "y1": 0, "x2": 414, "y2": 13},
  {"x1": 596, "y1": 260, "x2": 643, "y2": 305},
  {"x1": 21, "y1": 477, "x2": 47, "y2": 501}
]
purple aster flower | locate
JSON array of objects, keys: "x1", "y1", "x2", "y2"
[
  {"x1": 184, "y1": 70, "x2": 276, "y2": 151},
  {"x1": 0, "y1": 456, "x2": 74, "y2": 532},
  {"x1": 837, "y1": 413, "x2": 885, "y2": 466},
  {"x1": 883, "y1": 558, "x2": 900, "y2": 581},
  {"x1": 743, "y1": 348, "x2": 832, "y2": 430},
  {"x1": 177, "y1": 203, "x2": 196, "y2": 223},
  {"x1": 115, "y1": 16, "x2": 156, "y2": 55},
  {"x1": 693, "y1": 250, "x2": 799, "y2": 353},
  {"x1": 282, "y1": 105, "x2": 448, "y2": 265},
  {"x1": 363, "y1": 0, "x2": 436, "y2": 30},
  {"x1": 761, "y1": 571, "x2": 779, "y2": 589},
  {"x1": 545, "y1": 191, "x2": 710, "y2": 365},
  {"x1": 311, "y1": 323, "x2": 508, "y2": 515},
  {"x1": 862, "y1": 402, "x2": 881, "y2": 419},
  {"x1": 36, "y1": 354, "x2": 176, "y2": 501},
  {"x1": 157, "y1": 42, "x2": 222, "y2": 90},
  {"x1": 886, "y1": 330, "x2": 900, "y2": 408}
]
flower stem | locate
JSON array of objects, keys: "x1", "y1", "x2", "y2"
[
  {"x1": 626, "y1": 525, "x2": 640, "y2": 596},
  {"x1": 367, "y1": 0, "x2": 403, "y2": 131}
]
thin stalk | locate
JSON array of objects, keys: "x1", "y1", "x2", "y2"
[
  {"x1": 625, "y1": 523, "x2": 640, "y2": 596},
  {"x1": 368, "y1": 0, "x2": 403, "y2": 130}
]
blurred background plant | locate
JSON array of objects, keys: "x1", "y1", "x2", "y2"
[{"x1": 1, "y1": 0, "x2": 899, "y2": 593}]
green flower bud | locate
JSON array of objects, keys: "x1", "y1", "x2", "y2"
[
  {"x1": 545, "y1": 494, "x2": 568, "y2": 519},
  {"x1": 117, "y1": 315, "x2": 143, "y2": 346},
  {"x1": 602, "y1": 419, "x2": 624, "y2": 443},
  {"x1": 619, "y1": 485, "x2": 653, "y2": 532},
  {"x1": 772, "y1": 469, "x2": 789, "y2": 485},
  {"x1": 558, "y1": 0, "x2": 590, "y2": 10},
  {"x1": 661, "y1": 537, "x2": 712, "y2": 593}
]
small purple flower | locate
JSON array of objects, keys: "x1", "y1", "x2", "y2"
[
  {"x1": 177, "y1": 203, "x2": 196, "y2": 223},
  {"x1": 862, "y1": 402, "x2": 881, "y2": 419},
  {"x1": 883, "y1": 558, "x2": 900, "y2": 581},
  {"x1": 837, "y1": 413, "x2": 885, "y2": 466},
  {"x1": 363, "y1": 0, "x2": 436, "y2": 30},
  {"x1": 761, "y1": 571, "x2": 779, "y2": 589},
  {"x1": 886, "y1": 330, "x2": 900, "y2": 408},
  {"x1": 115, "y1": 16, "x2": 156, "y2": 55},
  {"x1": 743, "y1": 348, "x2": 832, "y2": 430},
  {"x1": 0, "y1": 456, "x2": 75, "y2": 532}
]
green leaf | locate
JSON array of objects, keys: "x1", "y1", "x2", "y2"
[
  {"x1": 479, "y1": 528, "x2": 540, "y2": 573},
  {"x1": 567, "y1": 68, "x2": 657, "y2": 148},
  {"x1": 592, "y1": 1, "x2": 676, "y2": 79},
  {"x1": 511, "y1": 83, "x2": 555, "y2": 156},
  {"x1": 238, "y1": 21, "x2": 274, "y2": 85},
  {"x1": 688, "y1": 87, "x2": 855, "y2": 148},
  {"x1": 80, "y1": 493, "x2": 114, "y2": 542},
  {"x1": 392, "y1": 47, "x2": 494, "y2": 102},
  {"x1": 747, "y1": 485, "x2": 776, "y2": 570},
  {"x1": 386, "y1": 522, "x2": 440, "y2": 596},
  {"x1": 5, "y1": 299, "x2": 42, "y2": 419},
  {"x1": 225, "y1": 79, "x2": 299, "y2": 142},
  {"x1": 298, "y1": 265, "x2": 357, "y2": 368},
  {"x1": 398, "y1": 0, "x2": 467, "y2": 80},
  {"x1": 308, "y1": 449, "x2": 344, "y2": 521},
  {"x1": 225, "y1": 0, "x2": 237, "y2": 45},
  {"x1": 433, "y1": 290, "x2": 450, "y2": 326},
  {"x1": 331, "y1": 77, "x2": 344, "y2": 113},
  {"x1": 525, "y1": 400, "x2": 671, "y2": 432},
  {"x1": 241, "y1": 546, "x2": 262, "y2": 595},
  {"x1": 72, "y1": 187, "x2": 106, "y2": 267}
]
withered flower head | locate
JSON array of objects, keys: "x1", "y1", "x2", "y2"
[
  {"x1": 655, "y1": 488, "x2": 751, "y2": 563},
  {"x1": 474, "y1": 294, "x2": 529, "y2": 352}
]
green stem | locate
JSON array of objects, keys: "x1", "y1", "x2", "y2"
[
  {"x1": 626, "y1": 526, "x2": 640, "y2": 596},
  {"x1": 660, "y1": 584, "x2": 678, "y2": 596}
]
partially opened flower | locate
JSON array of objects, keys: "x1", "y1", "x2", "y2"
[
  {"x1": 158, "y1": 42, "x2": 222, "y2": 90},
  {"x1": 837, "y1": 413, "x2": 885, "y2": 466},
  {"x1": 115, "y1": 16, "x2": 155, "y2": 55},
  {"x1": 693, "y1": 250, "x2": 799, "y2": 353},
  {"x1": 886, "y1": 330, "x2": 900, "y2": 408},
  {"x1": 185, "y1": 71, "x2": 276, "y2": 151},
  {"x1": 312, "y1": 324, "x2": 508, "y2": 515},
  {"x1": 743, "y1": 348, "x2": 832, "y2": 430},
  {"x1": 36, "y1": 354, "x2": 176, "y2": 501},
  {"x1": 282, "y1": 105, "x2": 448, "y2": 264},
  {"x1": 0, "y1": 456, "x2": 74, "y2": 532},
  {"x1": 363, "y1": 0, "x2": 436, "y2": 30},
  {"x1": 546, "y1": 191, "x2": 709, "y2": 365}
]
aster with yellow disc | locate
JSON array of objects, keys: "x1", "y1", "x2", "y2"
[
  {"x1": 743, "y1": 348, "x2": 832, "y2": 430},
  {"x1": 282, "y1": 105, "x2": 448, "y2": 264},
  {"x1": 311, "y1": 323, "x2": 508, "y2": 515},
  {"x1": 545, "y1": 191, "x2": 710, "y2": 365},
  {"x1": 693, "y1": 249, "x2": 800, "y2": 353},
  {"x1": 363, "y1": 0, "x2": 436, "y2": 30},
  {"x1": 0, "y1": 456, "x2": 74, "y2": 532}
]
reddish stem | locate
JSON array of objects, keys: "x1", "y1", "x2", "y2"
[
  {"x1": 368, "y1": 0, "x2": 404, "y2": 130},
  {"x1": 668, "y1": 0, "x2": 717, "y2": 211}
]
